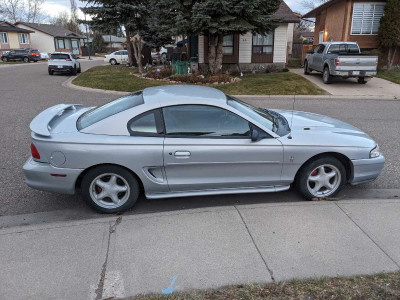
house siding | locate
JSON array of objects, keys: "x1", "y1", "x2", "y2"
[
  {"x1": 273, "y1": 23, "x2": 288, "y2": 63},
  {"x1": 198, "y1": 35, "x2": 205, "y2": 63},
  {"x1": 16, "y1": 23, "x2": 55, "y2": 53},
  {"x1": 286, "y1": 23, "x2": 294, "y2": 54},
  {"x1": 238, "y1": 32, "x2": 252, "y2": 63}
]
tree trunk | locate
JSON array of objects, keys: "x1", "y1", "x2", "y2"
[
  {"x1": 126, "y1": 31, "x2": 134, "y2": 67},
  {"x1": 207, "y1": 34, "x2": 224, "y2": 74},
  {"x1": 215, "y1": 34, "x2": 224, "y2": 74},
  {"x1": 131, "y1": 34, "x2": 144, "y2": 73},
  {"x1": 387, "y1": 47, "x2": 393, "y2": 70},
  {"x1": 182, "y1": 35, "x2": 187, "y2": 59},
  {"x1": 389, "y1": 46, "x2": 397, "y2": 70},
  {"x1": 208, "y1": 35, "x2": 217, "y2": 74}
]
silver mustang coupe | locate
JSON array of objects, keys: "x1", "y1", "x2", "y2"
[{"x1": 23, "y1": 85, "x2": 384, "y2": 213}]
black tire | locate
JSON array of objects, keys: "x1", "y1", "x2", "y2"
[
  {"x1": 71, "y1": 65, "x2": 77, "y2": 75},
  {"x1": 110, "y1": 58, "x2": 117, "y2": 65},
  {"x1": 81, "y1": 165, "x2": 140, "y2": 213},
  {"x1": 2, "y1": 57, "x2": 8, "y2": 62},
  {"x1": 23, "y1": 57, "x2": 29, "y2": 63},
  {"x1": 48, "y1": 69, "x2": 54, "y2": 75},
  {"x1": 77, "y1": 65, "x2": 81, "y2": 73},
  {"x1": 323, "y1": 66, "x2": 332, "y2": 84},
  {"x1": 358, "y1": 77, "x2": 367, "y2": 84},
  {"x1": 295, "y1": 157, "x2": 346, "y2": 200},
  {"x1": 304, "y1": 60, "x2": 310, "y2": 75}
]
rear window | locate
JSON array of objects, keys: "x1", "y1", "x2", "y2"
[
  {"x1": 50, "y1": 53, "x2": 70, "y2": 60},
  {"x1": 77, "y1": 91, "x2": 145, "y2": 130},
  {"x1": 328, "y1": 44, "x2": 360, "y2": 54}
]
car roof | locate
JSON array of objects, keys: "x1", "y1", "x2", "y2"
[
  {"x1": 321, "y1": 42, "x2": 358, "y2": 45},
  {"x1": 142, "y1": 85, "x2": 227, "y2": 106},
  {"x1": 51, "y1": 52, "x2": 72, "y2": 54}
]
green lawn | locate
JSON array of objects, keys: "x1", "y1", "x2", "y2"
[
  {"x1": 130, "y1": 271, "x2": 400, "y2": 300},
  {"x1": 376, "y1": 70, "x2": 400, "y2": 84},
  {"x1": 287, "y1": 57, "x2": 302, "y2": 68},
  {"x1": 72, "y1": 65, "x2": 327, "y2": 95},
  {"x1": 0, "y1": 61, "x2": 26, "y2": 65}
]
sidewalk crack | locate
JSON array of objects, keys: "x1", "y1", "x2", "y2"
[
  {"x1": 234, "y1": 206, "x2": 275, "y2": 282},
  {"x1": 335, "y1": 203, "x2": 400, "y2": 269},
  {"x1": 95, "y1": 216, "x2": 122, "y2": 300}
]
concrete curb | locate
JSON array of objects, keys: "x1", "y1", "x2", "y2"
[{"x1": 62, "y1": 76, "x2": 130, "y2": 96}]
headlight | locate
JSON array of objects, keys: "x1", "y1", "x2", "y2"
[{"x1": 370, "y1": 145, "x2": 380, "y2": 158}]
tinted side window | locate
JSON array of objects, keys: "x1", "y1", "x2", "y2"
[
  {"x1": 128, "y1": 109, "x2": 163, "y2": 136},
  {"x1": 163, "y1": 105, "x2": 251, "y2": 138},
  {"x1": 347, "y1": 44, "x2": 360, "y2": 53},
  {"x1": 114, "y1": 51, "x2": 121, "y2": 55},
  {"x1": 317, "y1": 45, "x2": 325, "y2": 53},
  {"x1": 328, "y1": 45, "x2": 339, "y2": 53}
]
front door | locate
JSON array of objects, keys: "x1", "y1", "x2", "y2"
[
  {"x1": 162, "y1": 105, "x2": 283, "y2": 192},
  {"x1": 71, "y1": 39, "x2": 79, "y2": 55}
]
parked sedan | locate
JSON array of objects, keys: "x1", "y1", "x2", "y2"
[
  {"x1": 23, "y1": 86, "x2": 384, "y2": 213},
  {"x1": 104, "y1": 50, "x2": 128, "y2": 65}
]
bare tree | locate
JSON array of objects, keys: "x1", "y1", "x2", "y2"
[
  {"x1": 302, "y1": 0, "x2": 329, "y2": 12},
  {"x1": 26, "y1": 0, "x2": 44, "y2": 23},
  {"x1": 0, "y1": 0, "x2": 24, "y2": 22}
]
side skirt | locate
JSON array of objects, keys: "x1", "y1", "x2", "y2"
[{"x1": 145, "y1": 185, "x2": 290, "y2": 199}]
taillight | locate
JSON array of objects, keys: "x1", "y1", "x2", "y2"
[
  {"x1": 104, "y1": 56, "x2": 107, "y2": 58},
  {"x1": 376, "y1": 59, "x2": 378, "y2": 66},
  {"x1": 65, "y1": 58, "x2": 72, "y2": 61},
  {"x1": 49, "y1": 58, "x2": 54, "y2": 60},
  {"x1": 334, "y1": 59, "x2": 340, "y2": 66},
  {"x1": 31, "y1": 143, "x2": 40, "y2": 159}
]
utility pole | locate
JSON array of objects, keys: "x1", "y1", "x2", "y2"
[{"x1": 82, "y1": 4, "x2": 91, "y2": 60}]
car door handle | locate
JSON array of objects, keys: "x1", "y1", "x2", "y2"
[{"x1": 174, "y1": 151, "x2": 191, "y2": 157}]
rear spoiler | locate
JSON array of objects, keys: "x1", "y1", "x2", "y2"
[{"x1": 30, "y1": 104, "x2": 82, "y2": 136}]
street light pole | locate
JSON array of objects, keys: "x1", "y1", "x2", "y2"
[{"x1": 84, "y1": 11, "x2": 91, "y2": 60}]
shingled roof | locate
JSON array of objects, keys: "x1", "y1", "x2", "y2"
[
  {"x1": 15, "y1": 22, "x2": 85, "y2": 39},
  {"x1": 0, "y1": 21, "x2": 34, "y2": 33},
  {"x1": 272, "y1": 0, "x2": 300, "y2": 23}
]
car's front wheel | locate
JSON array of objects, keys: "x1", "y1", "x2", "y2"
[
  {"x1": 81, "y1": 165, "x2": 140, "y2": 213},
  {"x1": 323, "y1": 67, "x2": 332, "y2": 84},
  {"x1": 304, "y1": 61, "x2": 310, "y2": 75},
  {"x1": 295, "y1": 157, "x2": 346, "y2": 200}
]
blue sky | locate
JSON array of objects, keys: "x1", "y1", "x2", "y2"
[{"x1": 43, "y1": 0, "x2": 305, "y2": 18}]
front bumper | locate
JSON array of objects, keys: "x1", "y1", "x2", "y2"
[
  {"x1": 350, "y1": 155, "x2": 385, "y2": 185},
  {"x1": 23, "y1": 157, "x2": 83, "y2": 194}
]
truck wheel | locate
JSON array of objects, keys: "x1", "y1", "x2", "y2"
[
  {"x1": 323, "y1": 67, "x2": 332, "y2": 84},
  {"x1": 304, "y1": 61, "x2": 311, "y2": 75},
  {"x1": 23, "y1": 57, "x2": 29, "y2": 63},
  {"x1": 358, "y1": 77, "x2": 367, "y2": 84}
]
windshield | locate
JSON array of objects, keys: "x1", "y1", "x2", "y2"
[
  {"x1": 77, "y1": 91, "x2": 144, "y2": 130},
  {"x1": 227, "y1": 95, "x2": 274, "y2": 132}
]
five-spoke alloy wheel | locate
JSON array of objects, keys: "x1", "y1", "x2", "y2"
[
  {"x1": 82, "y1": 165, "x2": 139, "y2": 213},
  {"x1": 296, "y1": 157, "x2": 346, "y2": 200}
]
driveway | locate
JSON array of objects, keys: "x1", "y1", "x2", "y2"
[{"x1": 291, "y1": 68, "x2": 400, "y2": 99}]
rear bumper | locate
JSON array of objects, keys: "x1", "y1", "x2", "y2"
[
  {"x1": 48, "y1": 65, "x2": 73, "y2": 72},
  {"x1": 332, "y1": 70, "x2": 377, "y2": 77},
  {"x1": 350, "y1": 155, "x2": 385, "y2": 185},
  {"x1": 23, "y1": 157, "x2": 83, "y2": 194}
]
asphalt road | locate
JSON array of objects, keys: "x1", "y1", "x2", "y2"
[{"x1": 0, "y1": 61, "x2": 399, "y2": 218}]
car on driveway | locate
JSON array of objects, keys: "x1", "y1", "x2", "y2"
[
  {"x1": 48, "y1": 52, "x2": 81, "y2": 75},
  {"x1": 304, "y1": 42, "x2": 378, "y2": 84},
  {"x1": 23, "y1": 85, "x2": 385, "y2": 213},
  {"x1": 1, "y1": 49, "x2": 41, "y2": 62},
  {"x1": 104, "y1": 50, "x2": 128, "y2": 65}
]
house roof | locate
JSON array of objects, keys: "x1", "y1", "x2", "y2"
[
  {"x1": 102, "y1": 35, "x2": 125, "y2": 43},
  {"x1": 272, "y1": 1, "x2": 300, "y2": 23},
  {"x1": 15, "y1": 22, "x2": 85, "y2": 39},
  {"x1": 0, "y1": 21, "x2": 34, "y2": 33},
  {"x1": 303, "y1": 0, "x2": 340, "y2": 18},
  {"x1": 300, "y1": 31, "x2": 314, "y2": 38}
]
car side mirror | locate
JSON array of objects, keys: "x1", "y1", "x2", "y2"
[{"x1": 251, "y1": 126, "x2": 261, "y2": 142}]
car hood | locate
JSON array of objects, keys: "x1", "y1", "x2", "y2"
[{"x1": 275, "y1": 110, "x2": 376, "y2": 147}]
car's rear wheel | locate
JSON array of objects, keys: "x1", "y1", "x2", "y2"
[
  {"x1": 110, "y1": 58, "x2": 117, "y2": 65},
  {"x1": 358, "y1": 77, "x2": 367, "y2": 84},
  {"x1": 304, "y1": 61, "x2": 310, "y2": 75},
  {"x1": 323, "y1": 67, "x2": 332, "y2": 84},
  {"x1": 48, "y1": 69, "x2": 54, "y2": 75},
  {"x1": 2, "y1": 57, "x2": 8, "y2": 62},
  {"x1": 71, "y1": 65, "x2": 77, "y2": 75},
  {"x1": 81, "y1": 165, "x2": 140, "y2": 213},
  {"x1": 295, "y1": 157, "x2": 346, "y2": 200},
  {"x1": 77, "y1": 65, "x2": 81, "y2": 73},
  {"x1": 23, "y1": 57, "x2": 29, "y2": 63}
]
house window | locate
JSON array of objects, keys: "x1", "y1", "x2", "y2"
[
  {"x1": 252, "y1": 33, "x2": 274, "y2": 54},
  {"x1": 351, "y1": 3, "x2": 385, "y2": 35},
  {"x1": 222, "y1": 35, "x2": 234, "y2": 55},
  {"x1": 0, "y1": 32, "x2": 8, "y2": 44},
  {"x1": 57, "y1": 38, "x2": 65, "y2": 49},
  {"x1": 19, "y1": 33, "x2": 29, "y2": 44}
]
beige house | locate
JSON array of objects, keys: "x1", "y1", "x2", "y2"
[
  {"x1": 0, "y1": 21, "x2": 34, "y2": 55},
  {"x1": 197, "y1": 1, "x2": 299, "y2": 70},
  {"x1": 15, "y1": 22, "x2": 85, "y2": 55}
]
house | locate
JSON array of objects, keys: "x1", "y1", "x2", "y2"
[
  {"x1": 194, "y1": 0, "x2": 299, "y2": 71},
  {"x1": 303, "y1": 0, "x2": 385, "y2": 50},
  {"x1": 299, "y1": 31, "x2": 314, "y2": 43},
  {"x1": 102, "y1": 35, "x2": 125, "y2": 52},
  {"x1": 0, "y1": 21, "x2": 34, "y2": 55},
  {"x1": 15, "y1": 22, "x2": 85, "y2": 55}
]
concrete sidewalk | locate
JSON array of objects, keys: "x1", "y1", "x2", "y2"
[
  {"x1": 291, "y1": 68, "x2": 400, "y2": 99},
  {"x1": 1, "y1": 199, "x2": 399, "y2": 299}
]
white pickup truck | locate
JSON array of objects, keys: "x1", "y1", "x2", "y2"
[{"x1": 304, "y1": 42, "x2": 378, "y2": 84}]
